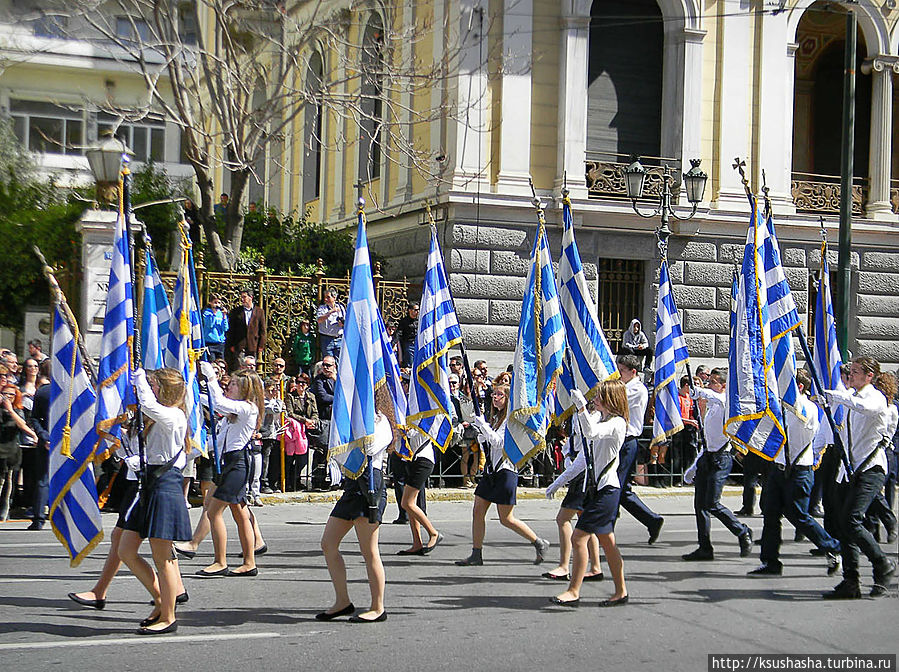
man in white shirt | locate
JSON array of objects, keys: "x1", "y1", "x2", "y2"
[
  {"x1": 615, "y1": 355, "x2": 664, "y2": 544},
  {"x1": 316, "y1": 288, "x2": 346, "y2": 360},
  {"x1": 749, "y1": 369, "x2": 840, "y2": 576},
  {"x1": 823, "y1": 357, "x2": 896, "y2": 599},
  {"x1": 683, "y1": 367, "x2": 752, "y2": 561}
]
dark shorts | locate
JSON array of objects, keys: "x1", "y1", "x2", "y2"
[
  {"x1": 575, "y1": 485, "x2": 621, "y2": 536},
  {"x1": 474, "y1": 469, "x2": 518, "y2": 506},
  {"x1": 121, "y1": 468, "x2": 192, "y2": 541},
  {"x1": 214, "y1": 449, "x2": 249, "y2": 504},
  {"x1": 405, "y1": 457, "x2": 434, "y2": 491},
  {"x1": 560, "y1": 472, "x2": 587, "y2": 511},
  {"x1": 196, "y1": 455, "x2": 214, "y2": 483},
  {"x1": 330, "y1": 468, "x2": 388, "y2": 523}
]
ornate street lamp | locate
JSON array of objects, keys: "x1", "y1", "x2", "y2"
[
  {"x1": 85, "y1": 131, "x2": 133, "y2": 206},
  {"x1": 624, "y1": 157, "x2": 707, "y2": 245}
]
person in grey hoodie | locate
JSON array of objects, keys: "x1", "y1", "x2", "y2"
[{"x1": 620, "y1": 318, "x2": 652, "y2": 370}]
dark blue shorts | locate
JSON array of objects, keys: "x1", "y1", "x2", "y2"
[
  {"x1": 214, "y1": 449, "x2": 249, "y2": 504},
  {"x1": 330, "y1": 469, "x2": 388, "y2": 523},
  {"x1": 575, "y1": 485, "x2": 620, "y2": 535},
  {"x1": 474, "y1": 469, "x2": 518, "y2": 506}
]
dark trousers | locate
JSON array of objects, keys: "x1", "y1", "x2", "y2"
[
  {"x1": 615, "y1": 437, "x2": 662, "y2": 530},
  {"x1": 837, "y1": 467, "x2": 889, "y2": 582},
  {"x1": 261, "y1": 439, "x2": 278, "y2": 488},
  {"x1": 739, "y1": 450, "x2": 769, "y2": 513},
  {"x1": 817, "y1": 445, "x2": 843, "y2": 540},
  {"x1": 32, "y1": 447, "x2": 49, "y2": 523},
  {"x1": 760, "y1": 465, "x2": 839, "y2": 565},
  {"x1": 207, "y1": 342, "x2": 225, "y2": 361},
  {"x1": 285, "y1": 453, "x2": 309, "y2": 491},
  {"x1": 865, "y1": 449, "x2": 897, "y2": 534},
  {"x1": 389, "y1": 453, "x2": 426, "y2": 520},
  {"x1": 694, "y1": 450, "x2": 749, "y2": 549}
]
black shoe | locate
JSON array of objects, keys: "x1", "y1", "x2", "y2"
[
  {"x1": 873, "y1": 558, "x2": 896, "y2": 588},
  {"x1": 315, "y1": 603, "x2": 355, "y2": 621},
  {"x1": 748, "y1": 563, "x2": 783, "y2": 576},
  {"x1": 148, "y1": 591, "x2": 189, "y2": 606},
  {"x1": 68, "y1": 592, "x2": 106, "y2": 610},
  {"x1": 195, "y1": 567, "x2": 229, "y2": 577},
  {"x1": 682, "y1": 547, "x2": 714, "y2": 561},
  {"x1": 739, "y1": 529, "x2": 753, "y2": 557},
  {"x1": 647, "y1": 517, "x2": 664, "y2": 545},
  {"x1": 348, "y1": 611, "x2": 387, "y2": 623},
  {"x1": 392, "y1": 517, "x2": 407, "y2": 525},
  {"x1": 599, "y1": 595, "x2": 629, "y2": 607},
  {"x1": 809, "y1": 547, "x2": 827, "y2": 557},
  {"x1": 548, "y1": 596, "x2": 579, "y2": 607},
  {"x1": 26, "y1": 520, "x2": 44, "y2": 531},
  {"x1": 227, "y1": 567, "x2": 258, "y2": 577},
  {"x1": 239, "y1": 544, "x2": 268, "y2": 558},
  {"x1": 173, "y1": 545, "x2": 196, "y2": 560},
  {"x1": 136, "y1": 622, "x2": 177, "y2": 636},
  {"x1": 542, "y1": 571, "x2": 570, "y2": 581},
  {"x1": 822, "y1": 580, "x2": 861, "y2": 600},
  {"x1": 825, "y1": 552, "x2": 840, "y2": 576},
  {"x1": 140, "y1": 614, "x2": 160, "y2": 628},
  {"x1": 734, "y1": 508, "x2": 753, "y2": 517},
  {"x1": 583, "y1": 572, "x2": 604, "y2": 582},
  {"x1": 455, "y1": 554, "x2": 483, "y2": 566}
]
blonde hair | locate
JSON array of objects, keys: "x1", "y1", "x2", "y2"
[
  {"x1": 229, "y1": 369, "x2": 265, "y2": 430},
  {"x1": 144, "y1": 369, "x2": 188, "y2": 446},
  {"x1": 595, "y1": 379, "x2": 629, "y2": 423},
  {"x1": 490, "y1": 384, "x2": 510, "y2": 430}
]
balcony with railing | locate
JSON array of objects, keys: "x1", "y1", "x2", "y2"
[
  {"x1": 586, "y1": 153, "x2": 680, "y2": 202},
  {"x1": 790, "y1": 172, "x2": 868, "y2": 216}
]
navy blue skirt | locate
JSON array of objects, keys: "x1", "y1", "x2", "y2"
[
  {"x1": 121, "y1": 468, "x2": 192, "y2": 541},
  {"x1": 116, "y1": 479, "x2": 140, "y2": 529},
  {"x1": 214, "y1": 449, "x2": 249, "y2": 504},
  {"x1": 575, "y1": 485, "x2": 620, "y2": 535},
  {"x1": 474, "y1": 469, "x2": 518, "y2": 506},
  {"x1": 330, "y1": 468, "x2": 387, "y2": 523},
  {"x1": 560, "y1": 472, "x2": 587, "y2": 511}
]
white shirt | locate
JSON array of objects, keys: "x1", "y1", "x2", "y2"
[
  {"x1": 206, "y1": 376, "x2": 259, "y2": 454},
  {"x1": 133, "y1": 374, "x2": 189, "y2": 468},
  {"x1": 549, "y1": 411, "x2": 625, "y2": 493},
  {"x1": 779, "y1": 393, "x2": 820, "y2": 467},
  {"x1": 366, "y1": 412, "x2": 393, "y2": 472},
  {"x1": 624, "y1": 376, "x2": 648, "y2": 438},
  {"x1": 410, "y1": 431, "x2": 435, "y2": 464},
  {"x1": 243, "y1": 306, "x2": 253, "y2": 325},
  {"x1": 692, "y1": 387, "x2": 728, "y2": 452},
  {"x1": 476, "y1": 418, "x2": 516, "y2": 473},
  {"x1": 316, "y1": 302, "x2": 346, "y2": 337},
  {"x1": 827, "y1": 384, "x2": 889, "y2": 482}
]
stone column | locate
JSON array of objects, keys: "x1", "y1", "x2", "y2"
[
  {"x1": 76, "y1": 210, "x2": 119, "y2": 361},
  {"x1": 554, "y1": 0, "x2": 591, "y2": 200},
  {"x1": 451, "y1": 0, "x2": 489, "y2": 193},
  {"x1": 863, "y1": 56, "x2": 899, "y2": 221},
  {"x1": 496, "y1": 0, "x2": 533, "y2": 196}
]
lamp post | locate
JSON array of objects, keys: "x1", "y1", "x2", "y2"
[
  {"x1": 623, "y1": 158, "x2": 708, "y2": 248},
  {"x1": 85, "y1": 131, "x2": 134, "y2": 206}
]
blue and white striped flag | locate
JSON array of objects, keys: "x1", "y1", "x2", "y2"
[
  {"x1": 94, "y1": 213, "x2": 136, "y2": 459},
  {"x1": 329, "y1": 210, "x2": 390, "y2": 478},
  {"x1": 141, "y1": 246, "x2": 171, "y2": 370},
  {"x1": 406, "y1": 226, "x2": 463, "y2": 454},
  {"x1": 49, "y1": 305, "x2": 104, "y2": 567},
  {"x1": 761, "y1": 213, "x2": 806, "y2": 424},
  {"x1": 376, "y1": 310, "x2": 409, "y2": 458},
  {"x1": 505, "y1": 214, "x2": 567, "y2": 468},
  {"x1": 554, "y1": 197, "x2": 616, "y2": 423},
  {"x1": 651, "y1": 259, "x2": 690, "y2": 446},
  {"x1": 725, "y1": 204, "x2": 786, "y2": 459},
  {"x1": 164, "y1": 237, "x2": 205, "y2": 455},
  {"x1": 811, "y1": 242, "x2": 845, "y2": 444}
]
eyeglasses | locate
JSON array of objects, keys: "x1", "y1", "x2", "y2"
[
  {"x1": 274, "y1": 363, "x2": 285, "y2": 368},
  {"x1": 322, "y1": 363, "x2": 334, "y2": 368}
]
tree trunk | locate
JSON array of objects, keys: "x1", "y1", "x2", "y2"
[
  {"x1": 193, "y1": 168, "x2": 231, "y2": 271},
  {"x1": 224, "y1": 169, "x2": 251, "y2": 265}
]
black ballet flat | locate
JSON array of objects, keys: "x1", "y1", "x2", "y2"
[
  {"x1": 541, "y1": 572, "x2": 570, "y2": 581},
  {"x1": 422, "y1": 533, "x2": 445, "y2": 554},
  {"x1": 173, "y1": 545, "x2": 196, "y2": 560},
  {"x1": 140, "y1": 614, "x2": 160, "y2": 628},
  {"x1": 348, "y1": 611, "x2": 387, "y2": 623},
  {"x1": 239, "y1": 544, "x2": 268, "y2": 558},
  {"x1": 227, "y1": 567, "x2": 258, "y2": 577},
  {"x1": 68, "y1": 593, "x2": 105, "y2": 610},
  {"x1": 315, "y1": 603, "x2": 355, "y2": 621},
  {"x1": 582, "y1": 572, "x2": 604, "y2": 582},
  {"x1": 148, "y1": 591, "x2": 189, "y2": 606},
  {"x1": 135, "y1": 622, "x2": 178, "y2": 636},
  {"x1": 396, "y1": 548, "x2": 426, "y2": 556},
  {"x1": 195, "y1": 567, "x2": 229, "y2": 577},
  {"x1": 549, "y1": 596, "x2": 580, "y2": 607},
  {"x1": 599, "y1": 595, "x2": 629, "y2": 607}
]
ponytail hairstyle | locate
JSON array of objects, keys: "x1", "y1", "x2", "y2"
[
  {"x1": 229, "y1": 369, "x2": 266, "y2": 430},
  {"x1": 490, "y1": 384, "x2": 510, "y2": 430},
  {"x1": 874, "y1": 371, "x2": 897, "y2": 402}
]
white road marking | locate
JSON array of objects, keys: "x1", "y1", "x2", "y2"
[{"x1": 0, "y1": 632, "x2": 281, "y2": 651}]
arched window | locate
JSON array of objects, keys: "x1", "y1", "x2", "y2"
[
  {"x1": 303, "y1": 51, "x2": 324, "y2": 204},
  {"x1": 358, "y1": 16, "x2": 384, "y2": 183}
]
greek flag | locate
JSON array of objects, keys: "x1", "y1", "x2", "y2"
[
  {"x1": 141, "y1": 247, "x2": 171, "y2": 370},
  {"x1": 651, "y1": 259, "x2": 689, "y2": 446},
  {"x1": 164, "y1": 238, "x2": 205, "y2": 454},
  {"x1": 505, "y1": 215, "x2": 566, "y2": 468},
  {"x1": 405, "y1": 226, "x2": 463, "y2": 454},
  {"x1": 761, "y1": 214, "x2": 806, "y2": 423},
  {"x1": 376, "y1": 310, "x2": 410, "y2": 459},
  {"x1": 49, "y1": 305, "x2": 104, "y2": 567},
  {"x1": 329, "y1": 210, "x2": 390, "y2": 478},
  {"x1": 94, "y1": 213, "x2": 136, "y2": 459},
  {"x1": 725, "y1": 204, "x2": 786, "y2": 459},
  {"x1": 554, "y1": 196, "x2": 616, "y2": 423},
  {"x1": 811, "y1": 242, "x2": 845, "y2": 442}
]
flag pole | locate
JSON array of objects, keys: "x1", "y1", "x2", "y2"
[
  {"x1": 357, "y1": 197, "x2": 379, "y2": 523},
  {"x1": 121, "y1": 163, "x2": 148, "y2": 489},
  {"x1": 424, "y1": 202, "x2": 483, "y2": 420}
]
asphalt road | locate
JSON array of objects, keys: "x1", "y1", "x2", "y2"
[{"x1": 1, "y1": 491, "x2": 896, "y2": 672}]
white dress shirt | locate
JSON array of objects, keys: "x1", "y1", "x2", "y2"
[
  {"x1": 206, "y1": 376, "x2": 259, "y2": 454},
  {"x1": 692, "y1": 387, "x2": 728, "y2": 452},
  {"x1": 779, "y1": 393, "x2": 820, "y2": 467},
  {"x1": 476, "y1": 418, "x2": 516, "y2": 473},
  {"x1": 366, "y1": 412, "x2": 393, "y2": 472},
  {"x1": 133, "y1": 373, "x2": 188, "y2": 468},
  {"x1": 624, "y1": 377, "x2": 648, "y2": 438},
  {"x1": 827, "y1": 384, "x2": 889, "y2": 482},
  {"x1": 548, "y1": 411, "x2": 625, "y2": 494}
]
